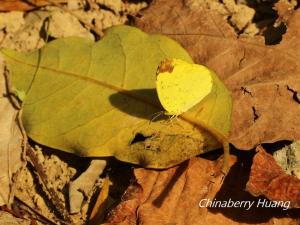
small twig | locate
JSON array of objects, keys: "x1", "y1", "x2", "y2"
[
  {"x1": 3, "y1": 66, "x2": 22, "y2": 110},
  {"x1": 18, "y1": 110, "x2": 27, "y2": 161},
  {"x1": 26, "y1": 145, "x2": 73, "y2": 224}
]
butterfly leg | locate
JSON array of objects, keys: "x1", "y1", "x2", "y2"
[{"x1": 149, "y1": 111, "x2": 164, "y2": 123}]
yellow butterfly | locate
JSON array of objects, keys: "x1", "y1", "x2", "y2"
[
  {"x1": 155, "y1": 58, "x2": 231, "y2": 174},
  {"x1": 156, "y1": 58, "x2": 213, "y2": 116}
]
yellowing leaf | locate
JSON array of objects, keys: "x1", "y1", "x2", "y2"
[{"x1": 1, "y1": 25, "x2": 230, "y2": 169}]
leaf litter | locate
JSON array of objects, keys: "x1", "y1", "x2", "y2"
[
  {"x1": 134, "y1": 0, "x2": 300, "y2": 150},
  {"x1": 0, "y1": 0, "x2": 300, "y2": 224},
  {"x1": 119, "y1": 0, "x2": 299, "y2": 224},
  {"x1": 104, "y1": 155, "x2": 299, "y2": 225},
  {"x1": 0, "y1": 1, "x2": 148, "y2": 224}
]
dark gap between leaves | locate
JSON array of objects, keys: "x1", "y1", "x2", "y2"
[
  {"x1": 245, "y1": 0, "x2": 287, "y2": 45},
  {"x1": 130, "y1": 132, "x2": 153, "y2": 145},
  {"x1": 262, "y1": 140, "x2": 293, "y2": 154}
]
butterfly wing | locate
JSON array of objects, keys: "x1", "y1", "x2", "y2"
[{"x1": 156, "y1": 59, "x2": 213, "y2": 115}]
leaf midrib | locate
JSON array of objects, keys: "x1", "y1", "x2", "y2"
[{"x1": 2, "y1": 51, "x2": 162, "y2": 111}]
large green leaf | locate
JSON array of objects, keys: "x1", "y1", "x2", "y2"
[{"x1": 1, "y1": 25, "x2": 228, "y2": 168}]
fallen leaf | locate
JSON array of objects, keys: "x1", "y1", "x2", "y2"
[
  {"x1": 133, "y1": 0, "x2": 300, "y2": 150},
  {"x1": 0, "y1": 56, "x2": 23, "y2": 206},
  {"x1": 104, "y1": 155, "x2": 300, "y2": 225},
  {"x1": 1, "y1": 25, "x2": 224, "y2": 169},
  {"x1": 246, "y1": 145, "x2": 300, "y2": 208},
  {"x1": 0, "y1": 0, "x2": 66, "y2": 12}
]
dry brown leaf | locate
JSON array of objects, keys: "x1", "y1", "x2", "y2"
[
  {"x1": 133, "y1": 0, "x2": 300, "y2": 150},
  {"x1": 103, "y1": 156, "x2": 300, "y2": 225},
  {"x1": 246, "y1": 146, "x2": 300, "y2": 208},
  {"x1": 0, "y1": 56, "x2": 23, "y2": 206},
  {"x1": 0, "y1": 0, "x2": 67, "y2": 12}
]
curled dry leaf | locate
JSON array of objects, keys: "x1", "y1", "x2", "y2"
[
  {"x1": 104, "y1": 155, "x2": 299, "y2": 225},
  {"x1": 134, "y1": 0, "x2": 300, "y2": 150},
  {"x1": 0, "y1": 56, "x2": 23, "y2": 206},
  {"x1": 246, "y1": 145, "x2": 300, "y2": 208}
]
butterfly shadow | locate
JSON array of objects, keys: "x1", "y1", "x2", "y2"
[{"x1": 109, "y1": 88, "x2": 168, "y2": 121}]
